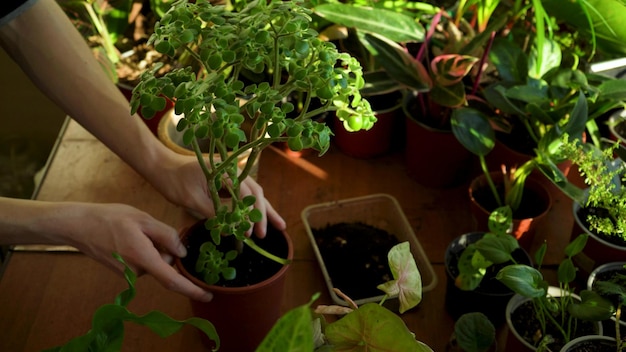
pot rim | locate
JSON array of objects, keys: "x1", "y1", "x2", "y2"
[
  {"x1": 559, "y1": 335, "x2": 616, "y2": 352},
  {"x1": 469, "y1": 171, "x2": 553, "y2": 220},
  {"x1": 175, "y1": 219, "x2": 294, "y2": 296},
  {"x1": 572, "y1": 200, "x2": 626, "y2": 251}
]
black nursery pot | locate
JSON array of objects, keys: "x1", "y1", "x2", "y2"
[{"x1": 445, "y1": 232, "x2": 532, "y2": 326}]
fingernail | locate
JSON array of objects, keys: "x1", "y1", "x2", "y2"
[
  {"x1": 200, "y1": 292, "x2": 213, "y2": 302},
  {"x1": 177, "y1": 243, "x2": 187, "y2": 257}
]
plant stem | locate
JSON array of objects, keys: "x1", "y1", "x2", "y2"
[
  {"x1": 243, "y1": 237, "x2": 291, "y2": 265},
  {"x1": 479, "y1": 155, "x2": 502, "y2": 207}
]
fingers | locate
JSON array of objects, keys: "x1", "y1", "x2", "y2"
[{"x1": 144, "y1": 251, "x2": 214, "y2": 302}]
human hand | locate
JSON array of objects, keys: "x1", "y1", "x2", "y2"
[
  {"x1": 57, "y1": 202, "x2": 213, "y2": 302},
  {"x1": 146, "y1": 152, "x2": 286, "y2": 237}
]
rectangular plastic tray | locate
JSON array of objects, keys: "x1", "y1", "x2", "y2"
[{"x1": 301, "y1": 193, "x2": 437, "y2": 307}]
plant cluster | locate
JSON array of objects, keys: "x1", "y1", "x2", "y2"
[
  {"x1": 593, "y1": 264, "x2": 626, "y2": 351},
  {"x1": 131, "y1": 0, "x2": 375, "y2": 285},
  {"x1": 497, "y1": 234, "x2": 614, "y2": 350},
  {"x1": 559, "y1": 136, "x2": 626, "y2": 241},
  {"x1": 454, "y1": 205, "x2": 520, "y2": 291}
]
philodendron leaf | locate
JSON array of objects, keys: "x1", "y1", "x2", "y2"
[
  {"x1": 314, "y1": 3, "x2": 425, "y2": 43},
  {"x1": 568, "y1": 290, "x2": 615, "y2": 322},
  {"x1": 474, "y1": 233, "x2": 519, "y2": 264},
  {"x1": 496, "y1": 264, "x2": 546, "y2": 298},
  {"x1": 455, "y1": 245, "x2": 489, "y2": 291},
  {"x1": 451, "y1": 108, "x2": 495, "y2": 157},
  {"x1": 454, "y1": 312, "x2": 495, "y2": 352},
  {"x1": 324, "y1": 303, "x2": 433, "y2": 352},
  {"x1": 256, "y1": 294, "x2": 318, "y2": 352},
  {"x1": 376, "y1": 242, "x2": 422, "y2": 313}
]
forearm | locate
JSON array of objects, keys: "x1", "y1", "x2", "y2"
[
  {"x1": 0, "y1": 0, "x2": 171, "y2": 180},
  {"x1": 0, "y1": 197, "x2": 77, "y2": 246}
]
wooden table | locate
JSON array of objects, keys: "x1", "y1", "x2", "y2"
[{"x1": 0, "y1": 119, "x2": 574, "y2": 351}]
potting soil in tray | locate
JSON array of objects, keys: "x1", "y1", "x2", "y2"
[{"x1": 313, "y1": 221, "x2": 399, "y2": 301}]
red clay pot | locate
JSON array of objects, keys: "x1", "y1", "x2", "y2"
[
  {"x1": 469, "y1": 172, "x2": 553, "y2": 250},
  {"x1": 333, "y1": 106, "x2": 400, "y2": 159},
  {"x1": 404, "y1": 116, "x2": 473, "y2": 188},
  {"x1": 175, "y1": 220, "x2": 293, "y2": 352}
]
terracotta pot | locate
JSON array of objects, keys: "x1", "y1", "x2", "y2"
[
  {"x1": 333, "y1": 91, "x2": 403, "y2": 159},
  {"x1": 175, "y1": 220, "x2": 293, "y2": 352},
  {"x1": 559, "y1": 335, "x2": 617, "y2": 352},
  {"x1": 444, "y1": 232, "x2": 532, "y2": 326},
  {"x1": 505, "y1": 286, "x2": 604, "y2": 351},
  {"x1": 571, "y1": 200, "x2": 626, "y2": 275},
  {"x1": 586, "y1": 262, "x2": 626, "y2": 335},
  {"x1": 118, "y1": 83, "x2": 173, "y2": 136},
  {"x1": 468, "y1": 172, "x2": 553, "y2": 250},
  {"x1": 404, "y1": 116, "x2": 473, "y2": 188}
]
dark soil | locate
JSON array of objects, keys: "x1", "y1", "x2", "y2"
[
  {"x1": 313, "y1": 222, "x2": 399, "y2": 301},
  {"x1": 576, "y1": 206, "x2": 626, "y2": 247},
  {"x1": 180, "y1": 221, "x2": 288, "y2": 287},
  {"x1": 472, "y1": 182, "x2": 549, "y2": 219},
  {"x1": 510, "y1": 299, "x2": 600, "y2": 350}
]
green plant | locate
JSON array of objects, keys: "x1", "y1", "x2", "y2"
[
  {"x1": 497, "y1": 234, "x2": 614, "y2": 350},
  {"x1": 450, "y1": 312, "x2": 496, "y2": 352},
  {"x1": 44, "y1": 253, "x2": 219, "y2": 352},
  {"x1": 256, "y1": 241, "x2": 433, "y2": 351},
  {"x1": 454, "y1": 205, "x2": 521, "y2": 291},
  {"x1": 131, "y1": 0, "x2": 375, "y2": 285},
  {"x1": 59, "y1": 0, "x2": 175, "y2": 83},
  {"x1": 594, "y1": 264, "x2": 626, "y2": 351},
  {"x1": 558, "y1": 137, "x2": 626, "y2": 241}
]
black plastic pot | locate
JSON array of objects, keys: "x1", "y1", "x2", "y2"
[{"x1": 444, "y1": 232, "x2": 532, "y2": 326}]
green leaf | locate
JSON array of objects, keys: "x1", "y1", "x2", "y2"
[
  {"x1": 325, "y1": 303, "x2": 432, "y2": 352},
  {"x1": 364, "y1": 34, "x2": 432, "y2": 92},
  {"x1": 454, "y1": 312, "x2": 495, "y2": 352},
  {"x1": 496, "y1": 265, "x2": 546, "y2": 298},
  {"x1": 488, "y1": 206, "x2": 513, "y2": 236},
  {"x1": 557, "y1": 258, "x2": 577, "y2": 284},
  {"x1": 598, "y1": 78, "x2": 626, "y2": 100},
  {"x1": 474, "y1": 233, "x2": 519, "y2": 265},
  {"x1": 564, "y1": 234, "x2": 588, "y2": 257},
  {"x1": 451, "y1": 108, "x2": 495, "y2": 157},
  {"x1": 256, "y1": 295, "x2": 318, "y2": 352},
  {"x1": 489, "y1": 38, "x2": 527, "y2": 83},
  {"x1": 314, "y1": 4, "x2": 425, "y2": 43},
  {"x1": 568, "y1": 290, "x2": 615, "y2": 321}
]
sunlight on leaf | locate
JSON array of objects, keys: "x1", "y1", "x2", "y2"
[{"x1": 376, "y1": 242, "x2": 422, "y2": 313}]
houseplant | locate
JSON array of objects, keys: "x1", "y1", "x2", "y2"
[
  {"x1": 587, "y1": 262, "x2": 626, "y2": 340},
  {"x1": 44, "y1": 254, "x2": 218, "y2": 352},
  {"x1": 497, "y1": 234, "x2": 613, "y2": 351},
  {"x1": 445, "y1": 205, "x2": 533, "y2": 325},
  {"x1": 130, "y1": 0, "x2": 376, "y2": 350},
  {"x1": 255, "y1": 241, "x2": 433, "y2": 351},
  {"x1": 557, "y1": 137, "x2": 626, "y2": 273}
]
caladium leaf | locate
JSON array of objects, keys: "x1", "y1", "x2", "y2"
[
  {"x1": 377, "y1": 242, "x2": 422, "y2": 313},
  {"x1": 324, "y1": 303, "x2": 433, "y2": 352}
]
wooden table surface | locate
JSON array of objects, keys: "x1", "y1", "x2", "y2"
[{"x1": 0, "y1": 118, "x2": 574, "y2": 351}]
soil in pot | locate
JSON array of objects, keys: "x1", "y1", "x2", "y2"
[
  {"x1": 510, "y1": 298, "x2": 600, "y2": 351},
  {"x1": 179, "y1": 221, "x2": 289, "y2": 287},
  {"x1": 471, "y1": 183, "x2": 548, "y2": 220},
  {"x1": 563, "y1": 339, "x2": 615, "y2": 352},
  {"x1": 312, "y1": 221, "x2": 399, "y2": 301}
]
